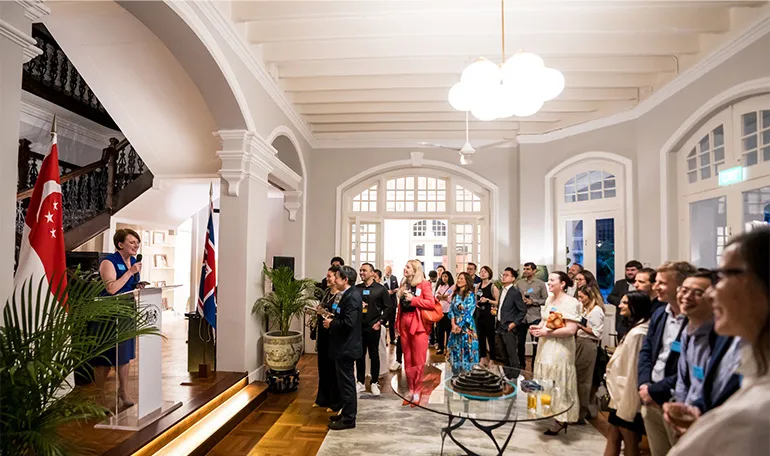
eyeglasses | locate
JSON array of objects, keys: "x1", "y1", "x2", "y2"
[
  {"x1": 709, "y1": 268, "x2": 747, "y2": 282},
  {"x1": 676, "y1": 286, "x2": 707, "y2": 298}
]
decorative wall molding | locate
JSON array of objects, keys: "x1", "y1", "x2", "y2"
[
  {"x1": 518, "y1": 13, "x2": 770, "y2": 145},
  {"x1": 0, "y1": 18, "x2": 40, "y2": 63},
  {"x1": 20, "y1": 100, "x2": 121, "y2": 150},
  {"x1": 15, "y1": 0, "x2": 50, "y2": 22},
  {"x1": 334, "y1": 157, "x2": 500, "y2": 272},
  {"x1": 283, "y1": 190, "x2": 302, "y2": 221},
  {"x1": 658, "y1": 77, "x2": 770, "y2": 261},
  {"x1": 543, "y1": 151, "x2": 635, "y2": 268},
  {"x1": 410, "y1": 151, "x2": 424, "y2": 167}
]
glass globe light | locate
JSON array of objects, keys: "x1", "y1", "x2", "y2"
[
  {"x1": 539, "y1": 67, "x2": 565, "y2": 101},
  {"x1": 501, "y1": 52, "x2": 544, "y2": 82},
  {"x1": 448, "y1": 82, "x2": 473, "y2": 112},
  {"x1": 512, "y1": 96, "x2": 544, "y2": 117},
  {"x1": 470, "y1": 87, "x2": 501, "y2": 121},
  {"x1": 461, "y1": 57, "x2": 501, "y2": 95}
]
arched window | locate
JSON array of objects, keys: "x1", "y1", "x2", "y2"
[
  {"x1": 413, "y1": 220, "x2": 426, "y2": 236},
  {"x1": 686, "y1": 125, "x2": 725, "y2": 184},
  {"x1": 564, "y1": 171, "x2": 616, "y2": 203},
  {"x1": 456, "y1": 185, "x2": 482, "y2": 212},
  {"x1": 739, "y1": 109, "x2": 770, "y2": 167},
  {"x1": 352, "y1": 184, "x2": 377, "y2": 212}
]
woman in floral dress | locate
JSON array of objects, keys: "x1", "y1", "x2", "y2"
[
  {"x1": 448, "y1": 272, "x2": 479, "y2": 374},
  {"x1": 529, "y1": 271, "x2": 582, "y2": 434}
]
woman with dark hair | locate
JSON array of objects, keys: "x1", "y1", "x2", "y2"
[
  {"x1": 669, "y1": 228, "x2": 770, "y2": 456},
  {"x1": 435, "y1": 271, "x2": 455, "y2": 356},
  {"x1": 476, "y1": 266, "x2": 500, "y2": 367},
  {"x1": 448, "y1": 272, "x2": 479, "y2": 375},
  {"x1": 313, "y1": 266, "x2": 341, "y2": 412},
  {"x1": 575, "y1": 269, "x2": 603, "y2": 300},
  {"x1": 604, "y1": 291, "x2": 653, "y2": 456},
  {"x1": 95, "y1": 228, "x2": 143, "y2": 406},
  {"x1": 530, "y1": 271, "x2": 582, "y2": 434}
]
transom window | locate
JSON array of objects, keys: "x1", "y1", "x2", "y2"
[
  {"x1": 456, "y1": 185, "x2": 482, "y2": 212},
  {"x1": 740, "y1": 110, "x2": 770, "y2": 167},
  {"x1": 385, "y1": 176, "x2": 447, "y2": 212},
  {"x1": 412, "y1": 219, "x2": 447, "y2": 237},
  {"x1": 564, "y1": 171, "x2": 616, "y2": 203},
  {"x1": 352, "y1": 184, "x2": 377, "y2": 212},
  {"x1": 687, "y1": 125, "x2": 725, "y2": 184}
]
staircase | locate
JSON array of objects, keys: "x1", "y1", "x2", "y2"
[{"x1": 16, "y1": 138, "x2": 153, "y2": 259}]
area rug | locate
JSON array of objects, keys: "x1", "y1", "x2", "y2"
[{"x1": 317, "y1": 392, "x2": 607, "y2": 456}]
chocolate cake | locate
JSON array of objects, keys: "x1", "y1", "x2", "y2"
[{"x1": 451, "y1": 366, "x2": 505, "y2": 394}]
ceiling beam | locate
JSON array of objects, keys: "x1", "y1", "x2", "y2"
[
  {"x1": 312, "y1": 123, "x2": 550, "y2": 142},
  {"x1": 261, "y1": 34, "x2": 702, "y2": 62},
  {"x1": 277, "y1": 56, "x2": 679, "y2": 78},
  {"x1": 246, "y1": 7, "x2": 728, "y2": 43},
  {"x1": 306, "y1": 112, "x2": 582, "y2": 124},
  {"x1": 291, "y1": 87, "x2": 639, "y2": 104},
  {"x1": 296, "y1": 100, "x2": 638, "y2": 115},
  {"x1": 312, "y1": 121, "x2": 556, "y2": 133},
  {"x1": 281, "y1": 72, "x2": 661, "y2": 92}
]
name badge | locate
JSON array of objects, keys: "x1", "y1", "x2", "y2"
[
  {"x1": 362, "y1": 302, "x2": 368, "y2": 313},
  {"x1": 415, "y1": 288, "x2": 422, "y2": 296},
  {"x1": 363, "y1": 289, "x2": 370, "y2": 296},
  {"x1": 332, "y1": 303, "x2": 339, "y2": 314},
  {"x1": 550, "y1": 307, "x2": 558, "y2": 313},
  {"x1": 117, "y1": 263, "x2": 127, "y2": 271},
  {"x1": 670, "y1": 340, "x2": 682, "y2": 353},
  {"x1": 692, "y1": 365, "x2": 705, "y2": 381},
  {"x1": 527, "y1": 288, "x2": 534, "y2": 294}
]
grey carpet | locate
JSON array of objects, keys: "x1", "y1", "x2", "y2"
[{"x1": 317, "y1": 392, "x2": 607, "y2": 455}]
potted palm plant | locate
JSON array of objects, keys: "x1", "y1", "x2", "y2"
[
  {"x1": 0, "y1": 273, "x2": 161, "y2": 456},
  {"x1": 252, "y1": 263, "x2": 317, "y2": 372}
]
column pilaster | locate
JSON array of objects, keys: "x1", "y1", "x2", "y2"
[
  {"x1": 0, "y1": 0, "x2": 47, "y2": 301},
  {"x1": 215, "y1": 130, "x2": 275, "y2": 378}
]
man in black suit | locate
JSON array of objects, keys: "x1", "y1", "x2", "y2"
[
  {"x1": 324, "y1": 265, "x2": 362, "y2": 430},
  {"x1": 497, "y1": 267, "x2": 527, "y2": 379},
  {"x1": 382, "y1": 265, "x2": 399, "y2": 345}
]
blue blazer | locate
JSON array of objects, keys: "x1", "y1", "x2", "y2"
[
  {"x1": 692, "y1": 335, "x2": 742, "y2": 413},
  {"x1": 638, "y1": 305, "x2": 688, "y2": 405}
]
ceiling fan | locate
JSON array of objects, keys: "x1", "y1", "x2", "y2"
[{"x1": 418, "y1": 112, "x2": 515, "y2": 165}]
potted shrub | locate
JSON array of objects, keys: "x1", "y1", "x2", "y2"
[
  {"x1": 0, "y1": 274, "x2": 161, "y2": 456},
  {"x1": 252, "y1": 263, "x2": 317, "y2": 372}
]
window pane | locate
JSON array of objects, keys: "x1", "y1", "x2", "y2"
[
  {"x1": 565, "y1": 184, "x2": 575, "y2": 194},
  {"x1": 743, "y1": 112, "x2": 758, "y2": 135},
  {"x1": 566, "y1": 177, "x2": 575, "y2": 185},
  {"x1": 591, "y1": 191, "x2": 603, "y2": 200},
  {"x1": 590, "y1": 181, "x2": 602, "y2": 191},
  {"x1": 353, "y1": 201, "x2": 361, "y2": 211},
  {"x1": 406, "y1": 178, "x2": 414, "y2": 190},
  {"x1": 699, "y1": 135, "x2": 709, "y2": 152},
  {"x1": 745, "y1": 150, "x2": 758, "y2": 166},
  {"x1": 763, "y1": 110, "x2": 770, "y2": 129},
  {"x1": 701, "y1": 167, "x2": 711, "y2": 179},
  {"x1": 700, "y1": 152, "x2": 710, "y2": 166},
  {"x1": 406, "y1": 202, "x2": 414, "y2": 211},
  {"x1": 687, "y1": 147, "x2": 696, "y2": 157},
  {"x1": 604, "y1": 178, "x2": 616, "y2": 189},
  {"x1": 604, "y1": 189, "x2": 616, "y2": 198},
  {"x1": 589, "y1": 170, "x2": 603, "y2": 183},
  {"x1": 387, "y1": 179, "x2": 395, "y2": 189},
  {"x1": 386, "y1": 202, "x2": 395, "y2": 211},
  {"x1": 427, "y1": 201, "x2": 436, "y2": 211},
  {"x1": 577, "y1": 193, "x2": 589, "y2": 202},
  {"x1": 688, "y1": 171, "x2": 697, "y2": 184},
  {"x1": 713, "y1": 147, "x2": 725, "y2": 163},
  {"x1": 473, "y1": 201, "x2": 481, "y2": 212},
  {"x1": 743, "y1": 135, "x2": 758, "y2": 151},
  {"x1": 437, "y1": 202, "x2": 446, "y2": 212},
  {"x1": 763, "y1": 146, "x2": 770, "y2": 163},
  {"x1": 566, "y1": 194, "x2": 576, "y2": 203},
  {"x1": 763, "y1": 130, "x2": 770, "y2": 146},
  {"x1": 687, "y1": 158, "x2": 697, "y2": 171},
  {"x1": 713, "y1": 125, "x2": 724, "y2": 147},
  {"x1": 417, "y1": 202, "x2": 426, "y2": 212}
]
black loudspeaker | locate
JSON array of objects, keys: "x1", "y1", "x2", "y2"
[{"x1": 272, "y1": 256, "x2": 295, "y2": 273}]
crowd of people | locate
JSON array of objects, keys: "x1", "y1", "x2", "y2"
[{"x1": 309, "y1": 228, "x2": 770, "y2": 456}]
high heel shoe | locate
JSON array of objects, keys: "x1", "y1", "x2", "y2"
[
  {"x1": 410, "y1": 394, "x2": 420, "y2": 408},
  {"x1": 543, "y1": 422, "x2": 568, "y2": 436}
]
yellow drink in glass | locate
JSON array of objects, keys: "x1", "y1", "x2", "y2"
[{"x1": 540, "y1": 394, "x2": 552, "y2": 407}]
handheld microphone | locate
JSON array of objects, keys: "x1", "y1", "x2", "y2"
[{"x1": 134, "y1": 254, "x2": 143, "y2": 283}]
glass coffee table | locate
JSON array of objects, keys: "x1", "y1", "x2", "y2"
[{"x1": 390, "y1": 362, "x2": 573, "y2": 456}]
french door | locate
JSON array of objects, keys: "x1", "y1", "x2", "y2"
[
  {"x1": 449, "y1": 218, "x2": 485, "y2": 275},
  {"x1": 350, "y1": 217, "x2": 383, "y2": 270},
  {"x1": 558, "y1": 211, "x2": 623, "y2": 299}
]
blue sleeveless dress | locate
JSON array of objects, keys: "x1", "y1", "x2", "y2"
[{"x1": 92, "y1": 251, "x2": 137, "y2": 367}]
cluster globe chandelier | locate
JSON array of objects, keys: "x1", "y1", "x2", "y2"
[{"x1": 448, "y1": 0, "x2": 565, "y2": 121}]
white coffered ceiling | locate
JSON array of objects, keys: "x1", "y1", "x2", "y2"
[{"x1": 231, "y1": 0, "x2": 770, "y2": 146}]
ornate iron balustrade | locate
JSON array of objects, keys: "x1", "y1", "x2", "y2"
[{"x1": 22, "y1": 24, "x2": 118, "y2": 130}]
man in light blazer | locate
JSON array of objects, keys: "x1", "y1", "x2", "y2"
[{"x1": 497, "y1": 267, "x2": 527, "y2": 379}]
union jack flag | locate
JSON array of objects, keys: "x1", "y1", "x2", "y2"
[{"x1": 197, "y1": 196, "x2": 217, "y2": 329}]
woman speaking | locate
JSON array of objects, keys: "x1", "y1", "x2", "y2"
[{"x1": 95, "y1": 228, "x2": 143, "y2": 406}]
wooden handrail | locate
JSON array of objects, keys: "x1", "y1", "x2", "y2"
[
  {"x1": 26, "y1": 150, "x2": 82, "y2": 172},
  {"x1": 16, "y1": 137, "x2": 132, "y2": 201}
]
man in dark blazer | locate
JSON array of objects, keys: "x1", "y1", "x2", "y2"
[
  {"x1": 382, "y1": 265, "x2": 399, "y2": 344},
  {"x1": 324, "y1": 265, "x2": 362, "y2": 430},
  {"x1": 497, "y1": 267, "x2": 527, "y2": 378},
  {"x1": 608, "y1": 260, "x2": 643, "y2": 339}
]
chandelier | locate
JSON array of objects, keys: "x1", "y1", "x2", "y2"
[{"x1": 448, "y1": 0, "x2": 565, "y2": 121}]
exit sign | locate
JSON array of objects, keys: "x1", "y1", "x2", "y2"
[{"x1": 718, "y1": 166, "x2": 744, "y2": 186}]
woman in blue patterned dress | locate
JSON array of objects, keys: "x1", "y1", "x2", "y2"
[
  {"x1": 448, "y1": 272, "x2": 479, "y2": 374},
  {"x1": 95, "y1": 228, "x2": 143, "y2": 406}
]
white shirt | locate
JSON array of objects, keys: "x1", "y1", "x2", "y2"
[
  {"x1": 498, "y1": 284, "x2": 513, "y2": 321},
  {"x1": 652, "y1": 303, "x2": 687, "y2": 383},
  {"x1": 577, "y1": 305, "x2": 604, "y2": 341}
]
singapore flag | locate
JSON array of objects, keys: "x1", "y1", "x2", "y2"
[{"x1": 14, "y1": 129, "x2": 67, "y2": 304}]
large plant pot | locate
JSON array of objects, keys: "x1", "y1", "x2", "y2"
[{"x1": 263, "y1": 330, "x2": 303, "y2": 372}]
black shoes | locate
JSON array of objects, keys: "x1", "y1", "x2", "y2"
[
  {"x1": 329, "y1": 414, "x2": 343, "y2": 422},
  {"x1": 328, "y1": 420, "x2": 356, "y2": 430},
  {"x1": 544, "y1": 422, "x2": 568, "y2": 436}
]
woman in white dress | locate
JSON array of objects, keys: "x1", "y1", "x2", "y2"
[
  {"x1": 668, "y1": 228, "x2": 769, "y2": 456},
  {"x1": 529, "y1": 271, "x2": 582, "y2": 434}
]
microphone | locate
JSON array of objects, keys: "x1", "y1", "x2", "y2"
[{"x1": 134, "y1": 254, "x2": 143, "y2": 283}]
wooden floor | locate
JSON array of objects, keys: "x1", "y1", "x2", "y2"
[
  {"x1": 59, "y1": 313, "x2": 242, "y2": 455},
  {"x1": 209, "y1": 343, "x2": 631, "y2": 456}
]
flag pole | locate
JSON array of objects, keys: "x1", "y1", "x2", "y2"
[{"x1": 50, "y1": 114, "x2": 57, "y2": 136}]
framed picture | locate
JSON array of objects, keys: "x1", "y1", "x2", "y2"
[
  {"x1": 152, "y1": 231, "x2": 166, "y2": 245},
  {"x1": 153, "y1": 254, "x2": 168, "y2": 268},
  {"x1": 155, "y1": 280, "x2": 166, "y2": 288},
  {"x1": 161, "y1": 297, "x2": 169, "y2": 310},
  {"x1": 142, "y1": 231, "x2": 150, "y2": 246}
]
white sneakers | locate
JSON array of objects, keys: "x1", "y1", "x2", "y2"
[
  {"x1": 370, "y1": 383, "x2": 381, "y2": 397},
  {"x1": 356, "y1": 382, "x2": 366, "y2": 394},
  {"x1": 389, "y1": 361, "x2": 401, "y2": 371}
]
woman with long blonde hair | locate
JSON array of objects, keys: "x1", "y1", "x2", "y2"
[
  {"x1": 396, "y1": 260, "x2": 436, "y2": 406},
  {"x1": 575, "y1": 285, "x2": 605, "y2": 424}
]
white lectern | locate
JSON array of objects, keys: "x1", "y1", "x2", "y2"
[{"x1": 95, "y1": 285, "x2": 183, "y2": 431}]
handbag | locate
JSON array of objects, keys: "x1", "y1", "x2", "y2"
[{"x1": 421, "y1": 301, "x2": 443, "y2": 324}]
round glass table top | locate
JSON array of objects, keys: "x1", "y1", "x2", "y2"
[{"x1": 390, "y1": 362, "x2": 573, "y2": 423}]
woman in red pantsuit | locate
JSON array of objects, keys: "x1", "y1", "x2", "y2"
[{"x1": 396, "y1": 259, "x2": 435, "y2": 407}]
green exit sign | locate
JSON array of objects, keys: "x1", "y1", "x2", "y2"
[{"x1": 718, "y1": 166, "x2": 744, "y2": 186}]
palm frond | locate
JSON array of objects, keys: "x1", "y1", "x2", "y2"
[{"x1": 252, "y1": 263, "x2": 317, "y2": 336}]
